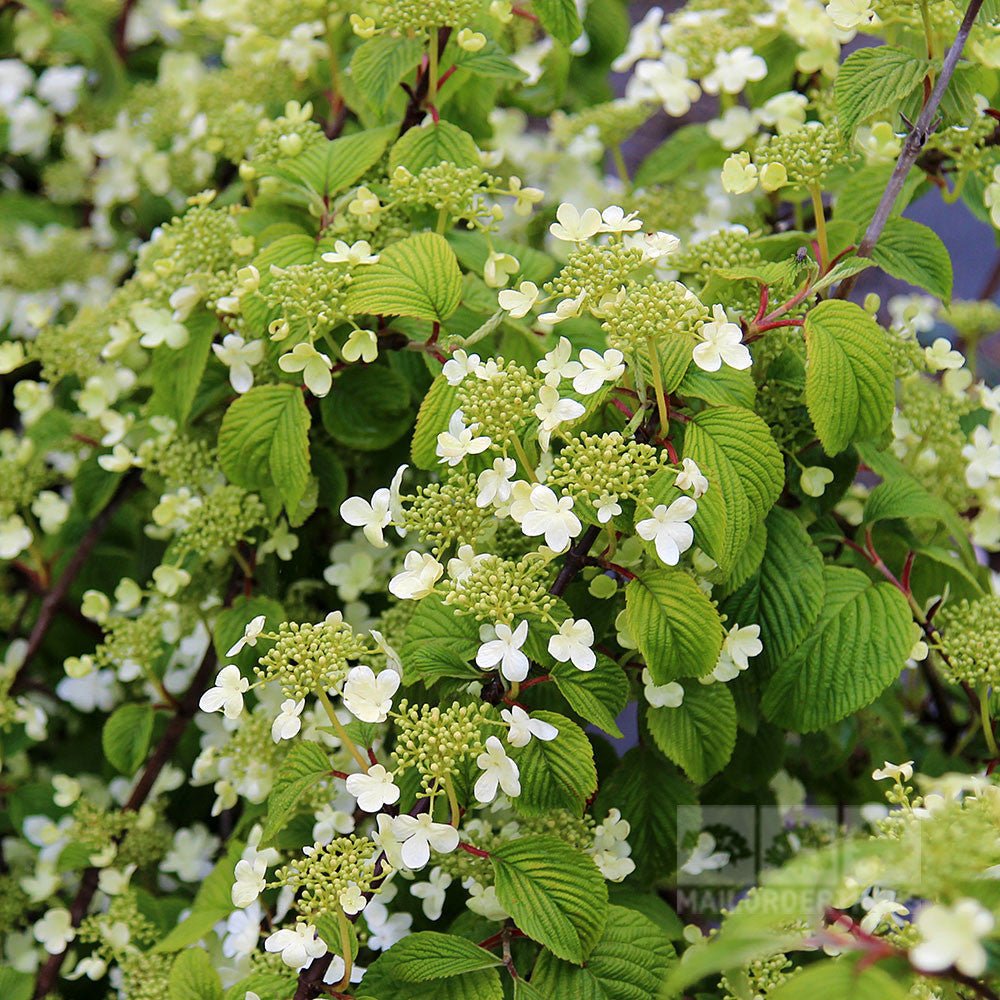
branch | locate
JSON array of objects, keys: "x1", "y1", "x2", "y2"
[
  {"x1": 14, "y1": 471, "x2": 139, "y2": 692},
  {"x1": 114, "y1": 0, "x2": 139, "y2": 60},
  {"x1": 836, "y1": 0, "x2": 984, "y2": 300},
  {"x1": 33, "y1": 640, "x2": 219, "y2": 998},
  {"x1": 550, "y1": 525, "x2": 601, "y2": 597}
]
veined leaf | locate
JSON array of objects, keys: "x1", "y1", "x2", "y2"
[
  {"x1": 390, "y1": 121, "x2": 481, "y2": 174},
  {"x1": 647, "y1": 681, "x2": 736, "y2": 784},
  {"x1": 351, "y1": 37, "x2": 424, "y2": 112},
  {"x1": 625, "y1": 569, "x2": 724, "y2": 684},
  {"x1": 512, "y1": 711, "x2": 597, "y2": 817},
  {"x1": 803, "y1": 300, "x2": 894, "y2": 455},
  {"x1": 863, "y1": 475, "x2": 954, "y2": 526},
  {"x1": 148, "y1": 311, "x2": 216, "y2": 425},
  {"x1": 835, "y1": 46, "x2": 927, "y2": 137},
  {"x1": 412, "y1": 373, "x2": 460, "y2": 470},
  {"x1": 533, "y1": 0, "x2": 584, "y2": 46},
  {"x1": 767, "y1": 958, "x2": 912, "y2": 1000},
  {"x1": 102, "y1": 703, "x2": 154, "y2": 776},
  {"x1": 447, "y1": 40, "x2": 526, "y2": 80},
  {"x1": 550, "y1": 656, "x2": 627, "y2": 738},
  {"x1": 402, "y1": 594, "x2": 480, "y2": 663},
  {"x1": 319, "y1": 364, "x2": 413, "y2": 451},
  {"x1": 531, "y1": 906, "x2": 676, "y2": 1000},
  {"x1": 345, "y1": 232, "x2": 463, "y2": 323},
  {"x1": 762, "y1": 566, "x2": 912, "y2": 731},
  {"x1": 869, "y1": 216, "x2": 953, "y2": 302},
  {"x1": 491, "y1": 835, "x2": 608, "y2": 964},
  {"x1": 682, "y1": 405, "x2": 784, "y2": 572},
  {"x1": 169, "y1": 948, "x2": 223, "y2": 1000},
  {"x1": 260, "y1": 741, "x2": 331, "y2": 843},
  {"x1": 218, "y1": 384, "x2": 311, "y2": 512},
  {"x1": 381, "y1": 932, "x2": 503, "y2": 981}
]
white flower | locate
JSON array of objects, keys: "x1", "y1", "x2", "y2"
[
  {"x1": 340, "y1": 488, "x2": 393, "y2": 548},
  {"x1": 548, "y1": 618, "x2": 595, "y2": 671},
  {"x1": 97, "y1": 443, "x2": 135, "y2": 472},
  {"x1": 681, "y1": 832, "x2": 730, "y2": 875},
  {"x1": 872, "y1": 760, "x2": 914, "y2": 782},
  {"x1": 800, "y1": 465, "x2": 834, "y2": 497},
  {"x1": 925, "y1": 337, "x2": 964, "y2": 371},
  {"x1": 392, "y1": 814, "x2": 460, "y2": 870},
  {"x1": 498, "y1": 280, "x2": 540, "y2": 318},
  {"x1": 477, "y1": 457, "x2": 517, "y2": 508},
  {"x1": 702, "y1": 46, "x2": 767, "y2": 95},
  {"x1": 342, "y1": 328, "x2": 378, "y2": 364},
  {"x1": 163, "y1": 825, "x2": 219, "y2": 881},
  {"x1": 342, "y1": 664, "x2": 400, "y2": 724},
  {"x1": 537, "y1": 337, "x2": 582, "y2": 384},
  {"x1": 33, "y1": 908, "x2": 75, "y2": 954},
  {"x1": 636, "y1": 497, "x2": 697, "y2": 565},
  {"x1": 827, "y1": 0, "x2": 876, "y2": 30},
  {"x1": 212, "y1": 334, "x2": 264, "y2": 393},
  {"x1": 132, "y1": 306, "x2": 189, "y2": 349},
  {"x1": 759, "y1": 91, "x2": 810, "y2": 135},
  {"x1": 611, "y1": 7, "x2": 663, "y2": 71},
  {"x1": 642, "y1": 669, "x2": 684, "y2": 708},
  {"x1": 265, "y1": 923, "x2": 328, "y2": 970},
  {"x1": 484, "y1": 250, "x2": 519, "y2": 288},
  {"x1": 232, "y1": 857, "x2": 268, "y2": 908},
  {"x1": 860, "y1": 888, "x2": 909, "y2": 933},
  {"x1": 466, "y1": 879, "x2": 508, "y2": 921},
  {"x1": 596, "y1": 494, "x2": 622, "y2": 523},
  {"x1": 708, "y1": 106, "x2": 760, "y2": 150},
  {"x1": 389, "y1": 550, "x2": 444, "y2": 600},
  {"x1": 713, "y1": 623, "x2": 763, "y2": 682},
  {"x1": 476, "y1": 621, "x2": 530, "y2": 683},
  {"x1": 534, "y1": 384, "x2": 585, "y2": 448},
  {"x1": 631, "y1": 230, "x2": 680, "y2": 261},
  {"x1": 538, "y1": 291, "x2": 585, "y2": 326},
  {"x1": 436, "y1": 409, "x2": 491, "y2": 466},
  {"x1": 0, "y1": 60, "x2": 33, "y2": 111},
  {"x1": 169, "y1": 285, "x2": 201, "y2": 322},
  {"x1": 911, "y1": 899, "x2": 995, "y2": 977},
  {"x1": 501, "y1": 705, "x2": 558, "y2": 747},
  {"x1": 963, "y1": 425, "x2": 1000, "y2": 488},
  {"x1": 549, "y1": 203, "x2": 603, "y2": 242},
  {"x1": 346, "y1": 764, "x2": 400, "y2": 812},
  {"x1": 411, "y1": 867, "x2": 453, "y2": 920},
  {"x1": 199, "y1": 665, "x2": 249, "y2": 720},
  {"x1": 321, "y1": 239, "x2": 379, "y2": 265},
  {"x1": 271, "y1": 698, "x2": 305, "y2": 742},
  {"x1": 628, "y1": 55, "x2": 700, "y2": 116},
  {"x1": 573, "y1": 349, "x2": 625, "y2": 395},
  {"x1": 674, "y1": 458, "x2": 708, "y2": 498},
  {"x1": 720, "y1": 152, "x2": 759, "y2": 195},
  {"x1": 475, "y1": 735, "x2": 521, "y2": 802},
  {"x1": 227, "y1": 615, "x2": 267, "y2": 656},
  {"x1": 66, "y1": 956, "x2": 107, "y2": 981},
  {"x1": 278, "y1": 342, "x2": 333, "y2": 397},
  {"x1": 693, "y1": 305, "x2": 752, "y2": 372},
  {"x1": 0, "y1": 514, "x2": 33, "y2": 559},
  {"x1": 599, "y1": 206, "x2": 642, "y2": 233},
  {"x1": 442, "y1": 349, "x2": 481, "y2": 385},
  {"x1": 152, "y1": 564, "x2": 190, "y2": 596},
  {"x1": 447, "y1": 544, "x2": 487, "y2": 584},
  {"x1": 519, "y1": 484, "x2": 581, "y2": 551}
]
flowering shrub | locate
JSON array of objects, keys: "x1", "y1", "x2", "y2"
[{"x1": 8, "y1": 0, "x2": 1000, "y2": 998}]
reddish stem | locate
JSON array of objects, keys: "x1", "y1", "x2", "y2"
[{"x1": 458, "y1": 840, "x2": 491, "y2": 858}]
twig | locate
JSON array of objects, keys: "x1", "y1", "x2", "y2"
[
  {"x1": 836, "y1": 0, "x2": 985, "y2": 300},
  {"x1": 550, "y1": 525, "x2": 601, "y2": 597},
  {"x1": 14, "y1": 471, "x2": 139, "y2": 692},
  {"x1": 113, "y1": 0, "x2": 139, "y2": 60}
]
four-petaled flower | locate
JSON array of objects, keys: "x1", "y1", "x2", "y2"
[
  {"x1": 548, "y1": 617, "x2": 595, "y2": 671},
  {"x1": 502, "y1": 705, "x2": 558, "y2": 747},
  {"x1": 474, "y1": 736, "x2": 521, "y2": 803},
  {"x1": 636, "y1": 496, "x2": 698, "y2": 565},
  {"x1": 498, "y1": 281, "x2": 540, "y2": 318},
  {"x1": 278, "y1": 342, "x2": 334, "y2": 397},
  {"x1": 212, "y1": 334, "x2": 264, "y2": 393},
  {"x1": 519, "y1": 484, "x2": 581, "y2": 551},
  {"x1": 477, "y1": 620, "x2": 530, "y2": 682},
  {"x1": 340, "y1": 488, "x2": 393, "y2": 547},
  {"x1": 271, "y1": 698, "x2": 305, "y2": 742},
  {"x1": 391, "y1": 814, "x2": 460, "y2": 870},
  {"x1": 573, "y1": 348, "x2": 625, "y2": 395},
  {"x1": 346, "y1": 764, "x2": 400, "y2": 812},
  {"x1": 232, "y1": 857, "x2": 267, "y2": 908},
  {"x1": 911, "y1": 899, "x2": 995, "y2": 977},
  {"x1": 436, "y1": 409, "x2": 491, "y2": 466},
  {"x1": 342, "y1": 665, "x2": 400, "y2": 723},
  {"x1": 389, "y1": 551, "x2": 444, "y2": 600},
  {"x1": 549, "y1": 203, "x2": 603, "y2": 242},
  {"x1": 199, "y1": 665, "x2": 249, "y2": 720},
  {"x1": 264, "y1": 923, "x2": 327, "y2": 970},
  {"x1": 693, "y1": 305, "x2": 752, "y2": 372},
  {"x1": 321, "y1": 239, "x2": 379, "y2": 265},
  {"x1": 674, "y1": 458, "x2": 708, "y2": 498}
]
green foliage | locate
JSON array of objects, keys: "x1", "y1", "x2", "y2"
[
  {"x1": 512, "y1": 711, "x2": 598, "y2": 815},
  {"x1": 834, "y1": 46, "x2": 928, "y2": 138},
  {"x1": 869, "y1": 216, "x2": 954, "y2": 302},
  {"x1": 169, "y1": 948, "x2": 223, "y2": 1000},
  {"x1": 260, "y1": 741, "x2": 332, "y2": 843},
  {"x1": 102, "y1": 703, "x2": 154, "y2": 776}
]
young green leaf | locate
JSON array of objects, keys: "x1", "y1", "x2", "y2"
[
  {"x1": 762, "y1": 566, "x2": 913, "y2": 731},
  {"x1": 625, "y1": 569, "x2": 724, "y2": 683},
  {"x1": 533, "y1": 0, "x2": 584, "y2": 46},
  {"x1": 803, "y1": 300, "x2": 894, "y2": 455},
  {"x1": 511, "y1": 711, "x2": 598, "y2": 816},
  {"x1": 390, "y1": 121, "x2": 482, "y2": 173},
  {"x1": 834, "y1": 46, "x2": 927, "y2": 138},
  {"x1": 491, "y1": 834, "x2": 608, "y2": 964},
  {"x1": 148, "y1": 311, "x2": 216, "y2": 425},
  {"x1": 345, "y1": 232, "x2": 464, "y2": 323},
  {"x1": 169, "y1": 948, "x2": 223, "y2": 1000},
  {"x1": 260, "y1": 741, "x2": 332, "y2": 843},
  {"x1": 102, "y1": 703, "x2": 155, "y2": 776},
  {"x1": 412, "y1": 373, "x2": 461, "y2": 470},
  {"x1": 869, "y1": 216, "x2": 953, "y2": 302},
  {"x1": 351, "y1": 36, "x2": 424, "y2": 112},
  {"x1": 550, "y1": 655, "x2": 627, "y2": 738},
  {"x1": 377, "y1": 932, "x2": 503, "y2": 981}
]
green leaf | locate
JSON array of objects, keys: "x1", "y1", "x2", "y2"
[
  {"x1": 148, "y1": 311, "x2": 217, "y2": 425},
  {"x1": 533, "y1": 0, "x2": 584, "y2": 45},
  {"x1": 530, "y1": 906, "x2": 676, "y2": 1000},
  {"x1": 218, "y1": 384, "x2": 311, "y2": 511},
  {"x1": 767, "y1": 959, "x2": 912, "y2": 1000},
  {"x1": 869, "y1": 216, "x2": 953, "y2": 302},
  {"x1": 634, "y1": 124, "x2": 723, "y2": 187},
  {"x1": 268, "y1": 126, "x2": 397, "y2": 199},
  {"x1": 379, "y1": 932, "x2": 503, "y2": 981},
  {"x1": 625, "y1": 569, "x2": 724, "y2": 684},
  {"x1": 512, "y1": 711, "x2": 597, "y2": 817},
  {"x1": 677, "y1": 365, "x2": 755, "y2": 409},
  {"x1": 345, "y1": 232, "x2": 463, "y2": 323},
  {"x1": 361, "y1": 962, "x2": 503, "y2": 1000},
  {"x1": 390, "y1": 121, "x2": 481, "y2": 174},
  {"x1": 647, "y1": 681, "x2": 736, "y2": 784},
  {"x1": 261, "y1": 741, "x2": 332, "y2": 843},
  {"x1": 834, "y1": 163, "x2": 923, "y2": 230},
  {"x1": 0, "y1": 967, "x2": 33, "y2": 1000},
  {"x1": 863, "y1": 475, "x2": 954, "y2": 527},
  {"x1": 102, "y1": 704, "x2": 154, "y2": 776},
  {"x1": 169, "y1": 948, "x2": 223, "y2": 1000},
  {"x1": 491, "y1": 834, "x2": 608, "y2": 964},
  {"x1": 721, "y1": 507, "x2": 824, "y2": 677},
  {"x1": 835, "y1": 46, "x2": 927, "y2": 137},
  {"x1": 223, "y1": 973, "x2": 297, "y2": 1000},
  {"x1": 715, "y1": 260, "x2": 797, "y2": 285},
  {"x1": 402, "y1": 594, "x2": 481, "y2": 663},
  {"x1": 351, "y1": 36, "x2": 424, "y2": 111},
  {"x1": 550, "y1": 656, "x2": 626, "y2": 738},
  {"x1": 594, "y1": 748, "x2": 697, "y2": 880},
  {"x1": 762, "y1": 566, "x2": 913, "y2": 731},
  {"x1": 682, "y1": 406, "x2": 784, "y2": 572},
  {"x1": 448, "y1": 40, "x2": 526, "y2": 80},
  {"x1": 319, "y1": 364, "x2": 413, "y2": 451},
  {"x1": 412, "y1": 373, "x2": 461, "y2": 470},
  {"x1": 803, "y1": 300, "x2": 894, "y2": 455}
]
